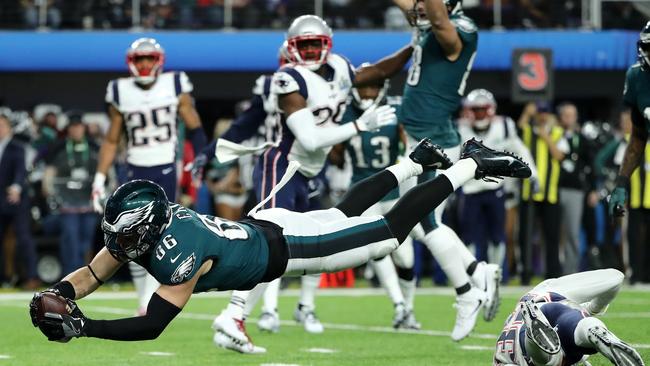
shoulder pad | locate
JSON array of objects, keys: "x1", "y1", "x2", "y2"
[
  {"x1": 271, "y1": 67, "x2": 308, "y2": 99},
  {"x1": 105, "y1": 79, "x2": 120, "y2": 107}
]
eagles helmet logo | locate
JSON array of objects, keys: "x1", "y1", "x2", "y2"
[
  {"x1": 171, "y1": 253, "x2": 196, "y2": 284},
  {"x1": 103, "y1": 201, "x2": 155, "y2": 233}
]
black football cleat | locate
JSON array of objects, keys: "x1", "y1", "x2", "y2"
[
  {"x1": 409, "y1": 138, "x2": 453, "y2": 170},
  {"x1": 460, "y1": 138, "x2": 531, "y2": 181}
]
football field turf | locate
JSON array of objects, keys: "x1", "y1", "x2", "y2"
[{"x1": 1, "y1": 287, "x2": 649, "y2": 365}]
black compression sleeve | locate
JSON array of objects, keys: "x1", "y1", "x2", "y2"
[{"x1": 84, "y1": 293, "x2": 181, "y2": 341}]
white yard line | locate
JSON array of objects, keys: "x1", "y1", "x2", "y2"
[{"x1": 140, "y1": 351, "x2": 175, "y2": 357}]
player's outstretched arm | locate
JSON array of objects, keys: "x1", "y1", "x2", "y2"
[
  {"x1": 280, "y1": 92, "x2": 396, "y2": 151},
  {"x1": 424, "y1": 0, "x2": 462, "y2": 60},
  {"x1": 353, "y1": 46, "x2": 413, "y2": 87},
  {"x1": 63, "y1": 248, "x2": 123, "y2": 300}
]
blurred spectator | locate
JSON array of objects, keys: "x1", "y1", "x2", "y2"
[
  {"x1": 33, "y1": 110, "x2": 60, "y2": 151},
  {"x1": 0, "y1": 113, "x2": 39, "y2": 289},
  {"x1": 556, "y1": 102, "x2": 595, "y2": 274},
  {"x1": 42, "y1": 113, "x2": 99, "y2": 276},
  {"x1": 517, "y1": 101, "x2": 568, "y2": 283},
  {"x1": 22, "y1": 0, "x2": 61, "y2": 29},
  {"x1": 196, "y1": 0, "x2": 224, "y2": 28}
]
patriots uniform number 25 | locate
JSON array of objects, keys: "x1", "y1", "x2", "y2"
[{"x1": 124, "y1": 105, "x2": 175, "y2": 147}]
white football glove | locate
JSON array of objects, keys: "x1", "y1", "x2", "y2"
[
  {"x1": 354, "y1": 105, "x2": 397, "y2": 132},
  {"x1": 91, "y1": 173, "x2": 107, "y2": 214}
]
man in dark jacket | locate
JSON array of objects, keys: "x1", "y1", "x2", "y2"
[{"x1": 0, "y1": 113, "x2": 39, "y2": 288}]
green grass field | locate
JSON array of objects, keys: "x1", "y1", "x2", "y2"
[{"x1": 1, "y1": 287, "x2": 649, "y2": 365}]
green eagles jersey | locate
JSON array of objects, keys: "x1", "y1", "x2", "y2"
[
  {"x1": 342, "y1": 97, "x2": 402, "y2": 201},
  {"x1": 399, "y1": 14, "x2": 478, "y2": 147},
  {"x1": 132, "y1": 204, "x2": 269, "y2": 292},
  {"x1": 624, "y1": 63, "x2": 650, "y2": 133}
]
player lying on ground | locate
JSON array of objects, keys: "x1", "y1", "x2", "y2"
[
  {"x1": 29, "y1": 138, "x2": 530, "y2": 344},
  {"x1": 494, "y1": 269, "x2": 645, "y2": 366}
]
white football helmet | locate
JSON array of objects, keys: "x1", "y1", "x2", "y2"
[
  {"x1": 126, "y1": 38, "x2": 165, "y2": 85},
  {"x1": 465, "y1": 88, "x2": 496, "y2": 128},
  {"x1": 278, "y1": 40, "x2": 291, "y2": 67},
  {"x1": 286, "y1": 15, "x2": 333, "y2": 71}
]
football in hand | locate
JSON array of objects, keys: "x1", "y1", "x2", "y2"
[{"x1": 31, "y1": 292, "x2": 70, "y2": 324}]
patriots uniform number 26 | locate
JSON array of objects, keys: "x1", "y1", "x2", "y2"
[{"x1": 124, "y1": 105, "x2": 175, "y2": 147}]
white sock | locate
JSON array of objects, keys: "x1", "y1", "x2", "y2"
[
  {"x1": 372, "y1": 256, "x2": 405, "y2": 305},
  {"x1": 386, "y1": 159, "x2": 423, "y2": 184},
  {"x1": 488, "y1": 242, "x2": 506, "y2": 266},
  {"x1": 574, "y1": 317, "x2": 607, "y2": 348},
  {"x1": 440, "y1": 158, "x2": 477, "y2": 190},
  {"x1": 243, "y1": 282, "x2": 269, "y2": 318},
  {"x1": 455, "y1": 234, "x2": 478, "y2": 268},
  {"x1": 262, "y1": 278, "x2": 281, "y2": 313},
  {"x1": 399, "y1": 278, "x2": 416, "y2": 310},
  {"x1": 423, "y1": 226, "x2": 471, "y2": 288},
  {"x1": 128, "y1": 262, "x2": 150, "y2": 309},
  {"x1": 224, "y1": 290, "x2": 248, "y2": 320},
  {"x1": 299, "y1": 274, "x2": 321, "y2": 310}
]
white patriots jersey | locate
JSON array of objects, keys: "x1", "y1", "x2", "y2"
[
  {"x1": 105, "y1": 71, "x2": 193, "y2": 167},
  {"x1": 459, "y1": 116, "x2": 537, "y2": 195},
  {"x1": 270, "y1": 53, "x2": 355, "y2": 177}
]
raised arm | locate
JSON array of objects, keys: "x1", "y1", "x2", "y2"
[
  {"x1": 354, "y1": 46, "x2": 413, "y2": 87},
  {"x1": 424, "y1": 0, "x2": 462, "y2": 60}
]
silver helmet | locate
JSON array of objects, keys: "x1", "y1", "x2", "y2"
[
  {"x1": 352, "y1": 63, "x2": 390, "y2": 111},
  {"x1": 286, "y1": 15, "x2": 333, "y2": 71},
  {"x1": 126, "y1": 38, "x2": 165, "y2": 85},
  {"x1": 465, "y1": 89, "x2": 496, "y2": 128},
  {"x1": 278, "y1": 40, "x2": 291, "y2": 67}
]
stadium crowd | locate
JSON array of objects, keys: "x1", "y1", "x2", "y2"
[
  {"x1": 0, "y1": 0, "x2": 648, "y2": 30},
  {"x1": 0, "y1": 96, "x2": 645, "y2": 290}
]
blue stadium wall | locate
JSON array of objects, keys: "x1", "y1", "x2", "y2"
[
  {"x1": 0, "y1": 30, "x2": 639, "y2": 71},
  {"x1": 0, "y1": 30, "x2": 635, "y2": 123}
]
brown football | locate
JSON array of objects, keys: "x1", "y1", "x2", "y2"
[{"x1": 38, "y1": 292, "x2": 70, "y2": 318}]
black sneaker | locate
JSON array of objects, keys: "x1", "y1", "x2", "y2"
[
  {"x1": 460, "y1": 138, "x2": 531, "y2": 181},
  {"x1": 588, "y1": 326, "x2": 645, "y2": 366},
  {"x1": 409, "y1": 138, "x2": 452, "y2": 170},
  {"x1": 521, "y1": 300, "x2": 561, "y2": 355}
]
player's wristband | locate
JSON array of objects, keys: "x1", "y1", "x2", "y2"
[
  {"x1": 51, "y1": 280, "x2": 76, "y2": 300},
  {"x1": 615, "y1": 175, "x2": 630, "y2": 189}
]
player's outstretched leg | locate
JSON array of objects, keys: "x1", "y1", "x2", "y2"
[
  {"x1": 576, "y1": 318, "x2": 645, "y2": 366},
  {"x1": 384, "y1": 139, "x2": 531, "y2": 243},
  {"x1": 335, "y1": 138, "x2": 452, "y2": 217},
  {"x1": 274, "y1": 139, "x2": 530, "y2": 277}
]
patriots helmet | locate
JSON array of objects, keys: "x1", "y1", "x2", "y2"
[
  {"x1": 126, "y1": 38, "x2": 165, "y2": 85},
  {"x1": 638, "y1": 21, "x2": 650, "y2": 70},
  {"x1": 278, "y1": 40, "x2": 291, "y2": 67},
  {"x1": 102, "y1": 180, "x2": 171, "y2": 262},
  {"x1": 352, "y1": 63, "x2": 390, "y2": 111},
  {"x1": 408, "y1": 0, "x2": 462, "y2": 30},
  {"x1": 286, "y1": 15, "x2": 333, "y2": 71},
  {"x1": 465, "y1": 89, "x2": 496, "y2": 128}
]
